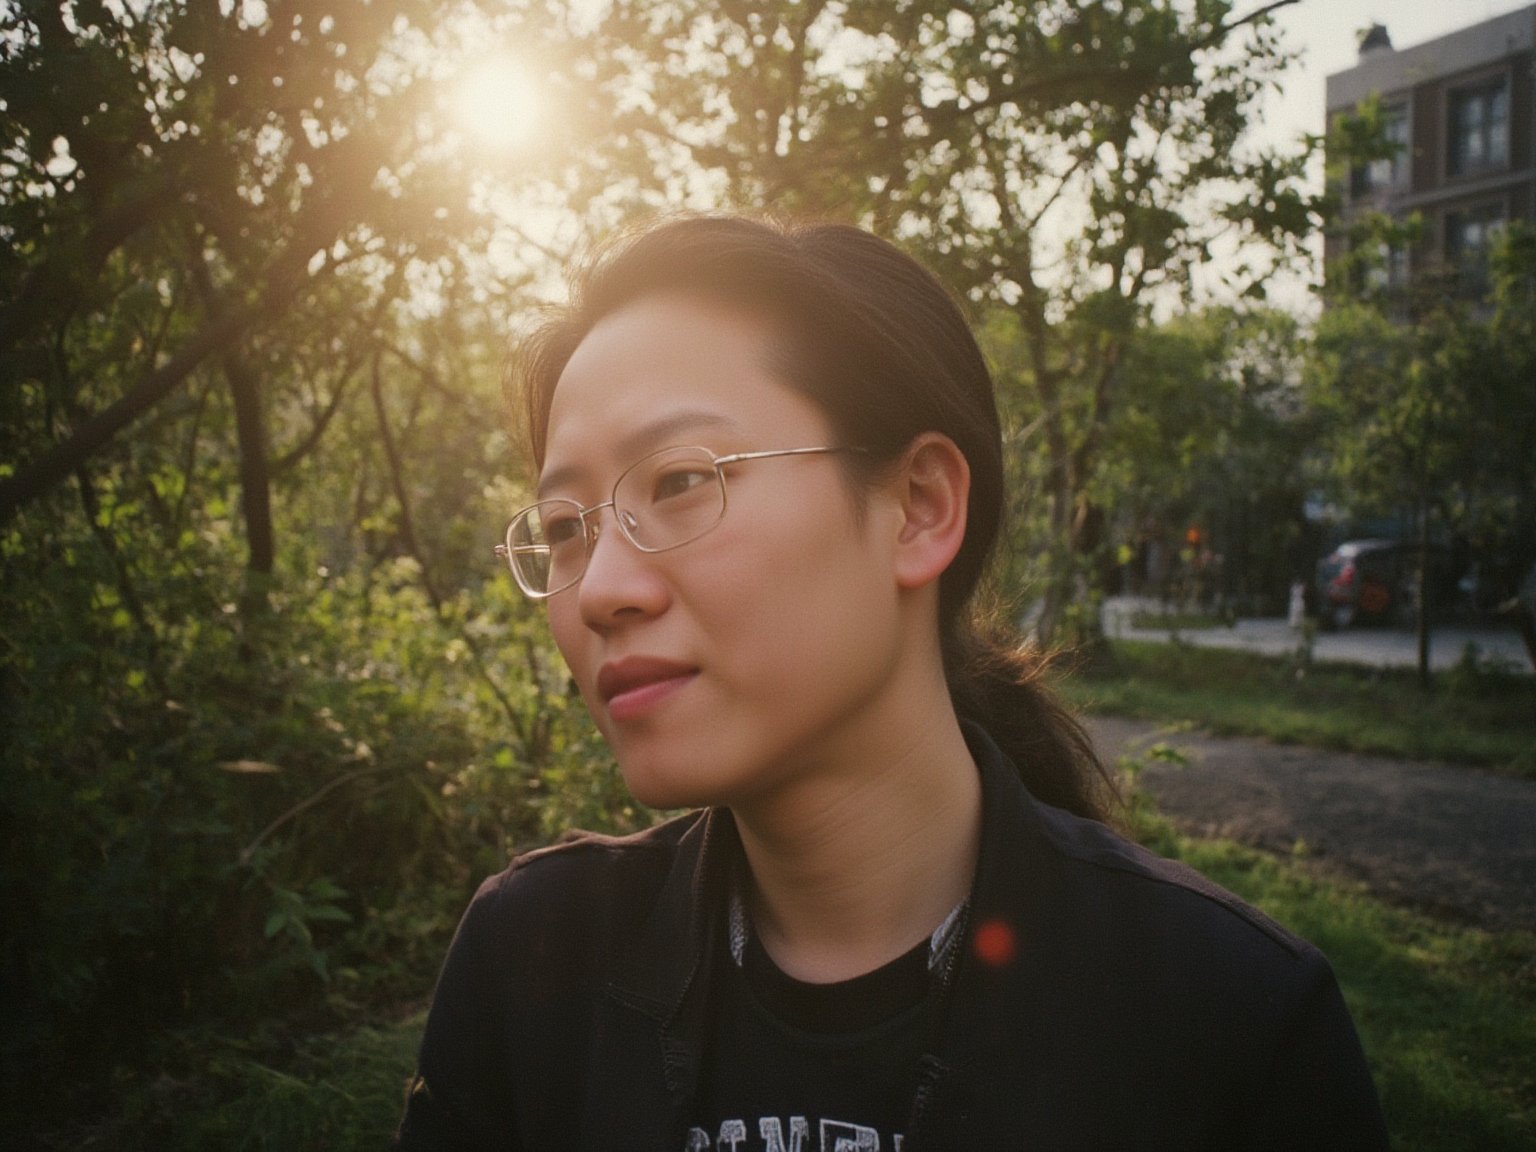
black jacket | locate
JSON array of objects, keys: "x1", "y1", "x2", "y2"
[{"x1": 397, "y1": 726, "x2": 1388, "y2": 1150}]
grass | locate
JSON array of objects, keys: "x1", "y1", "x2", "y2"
[
  {"x1": 1178, "y1": 837, "x2": 1536, "y2": 1152},
  {"x1": 1056, "y1": 639, "x2": 1536, "y2": 777},
  {"x1": 89, "y1": 1011, "x2": 427, "y2": 1152},
  {"x1": 1127, "y1": 610, "x2": 1231, "y2": 631}
]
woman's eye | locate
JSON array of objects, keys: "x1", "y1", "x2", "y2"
[
  {"x1": 543, "y1": 512, "x2": 584, "y2": 547},
  {"x1": 651, "y1": 467, "x2": 712, "y2": 503}
]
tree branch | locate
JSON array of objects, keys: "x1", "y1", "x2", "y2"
[
  {"x1": 0, "y1": 203, "x2": 342, "y2": 526},
  {"x1": 1200, "y1": 0, "x2": 1301, "y2": 52}
]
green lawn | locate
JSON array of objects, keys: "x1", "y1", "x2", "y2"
[
  {"x1": 1056, "y1": 639, "x2": 1536, "y2": 777},
  {"x1": 1127, "y1": 610, "x2": 1231, "y2": 631}
]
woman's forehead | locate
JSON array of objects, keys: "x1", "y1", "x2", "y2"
[
  {"x1": 562, "y1": 293, "x2": 777, "y2": 387},
  {"x1": 540, "y1": 296, "x2": 829, "y2": 475}
]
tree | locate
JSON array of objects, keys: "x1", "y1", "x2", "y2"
[
  {"x1": 1307, "y1": 221, "x2": 1536, "y2": 683},
  {"x1": 1101, "y1": 306, "x2": 1314, "y2": 612},
  {"x1": 551, "y1": 0, "x2": 1319, "y2": 641},
  {"x1": 0, "y1": 1, "x2": 606, "y2": 1101},
  {"x1": 0, "y1": 1, "x2": 500, "y2": 577}
]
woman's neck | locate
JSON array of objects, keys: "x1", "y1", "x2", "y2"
[{"x1": 731, "y1": 697, "x2": 982, "y2": 985}]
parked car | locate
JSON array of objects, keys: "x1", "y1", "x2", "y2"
[{"x1": 1314, "y1": 539, "x2": 1454, "y2": 630}]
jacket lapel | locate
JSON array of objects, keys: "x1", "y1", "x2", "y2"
[{"x1": 579, "y1": 808, "x2": 737, "y2": 1151}]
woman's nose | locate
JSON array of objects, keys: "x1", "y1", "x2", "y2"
[{"x1": 575, "y1": 509, "x2": 670, "y2": 628}]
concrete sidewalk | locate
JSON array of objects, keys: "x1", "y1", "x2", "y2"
[{"x1": 1101, "y1": 596, "x2": 1533, "y2": 675}]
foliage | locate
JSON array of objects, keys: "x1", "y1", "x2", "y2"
[
  {"x1": 1305, "y1": 229, "x2": 1536, "y2": 680},
  {"x1": 0, "y1": 508, "x2": 632, "y2": 1110},
  {"x1": 53, "y1": 1011, "x2": 427, "y2": 1152},
  {"x1": 0, "y1": 0, "x2": 505, "y2": 522},
  {"x1": 1091, "y1": 305, "x2": 1316, "y2": 612},
  {"x1": 0, "y1": 4, "x2": 642, "y2": 1133},
  {"x1": 1315, "y1": 100, "x2": 1536, "y2": 680}
]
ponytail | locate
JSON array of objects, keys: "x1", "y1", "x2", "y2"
[{"x1": 943, "y1": 625, "x2": 1119, "y2": 824}]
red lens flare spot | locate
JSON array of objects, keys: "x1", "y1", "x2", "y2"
[{"x1": 972, "y1": 918, "x2": 1017, "y2": 968}]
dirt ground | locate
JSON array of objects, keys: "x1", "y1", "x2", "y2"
[{"x1": 1086, "y1": 715, "x2": 1536, "y2": 933}]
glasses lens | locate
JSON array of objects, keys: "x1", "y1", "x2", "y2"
[
  {"x1": 615, "y1": 447, "x2": 726, "y2": 552},
  {"x1": 507, "y1": 500, "x2": 587, "y2": 595}
]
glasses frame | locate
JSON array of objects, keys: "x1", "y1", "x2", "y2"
[{"x1": 496, "y1": 444, "x2": 846, "y2": 599}]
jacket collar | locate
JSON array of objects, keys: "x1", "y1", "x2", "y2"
[{"x1": 905, "y1": 722, "x2": 1061, "y2": 1140}]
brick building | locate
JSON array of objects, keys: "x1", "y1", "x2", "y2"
[{"x1": 1325, "y1": 5, "x2": 1535, "y2": 296}]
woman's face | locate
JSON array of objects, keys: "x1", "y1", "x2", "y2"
[{"x1": 539, "y1": 294, "x2": 911, "y2": 810}]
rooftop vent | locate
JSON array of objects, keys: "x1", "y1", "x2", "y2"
[{"x1": 1358, "y1": 23, "x2": 1393, "y2": 58}]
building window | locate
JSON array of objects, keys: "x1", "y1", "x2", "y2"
[
  {"x1": 1352, "y1": 105, "x2": 1409, "y2": 196},
  {"x1": 1445, "y1": 204, "x2": 1505, "y2": 292},
  {"x1": 1448, "y1": 82, "x2": 1509, "y2": 175},
  {"x1": 1365, "y1": 241, "x2": 1410, "y2": 291}
]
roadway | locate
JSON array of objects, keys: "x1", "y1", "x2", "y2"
[{"x1": 1100, "y1": 596, "x2": 1533, "y2": 675}]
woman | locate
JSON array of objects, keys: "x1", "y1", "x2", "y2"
[{"x1": 397, "y1": 217, "x2": 1386, "y2": 1150}]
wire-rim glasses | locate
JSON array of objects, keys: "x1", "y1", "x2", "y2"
[{"x1": 496, "y1": 445, "x2": 845, "y2": 599}]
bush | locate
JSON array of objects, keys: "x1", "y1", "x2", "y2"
[{"x1": 0, "y1": 510, "x2": 633, "y2": 1135}]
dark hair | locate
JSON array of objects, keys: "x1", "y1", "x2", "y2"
[{"x1": 515, "y1": 215, "x2": 1116, "y2": 822}]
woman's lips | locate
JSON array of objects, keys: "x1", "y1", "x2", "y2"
[{"x1": 596, "y1": 657, "x2": 699, "y2": 722}]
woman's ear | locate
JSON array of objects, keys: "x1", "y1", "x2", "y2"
[{"x1": 890, "y1": 433, "x2": 969, "y2": 591}]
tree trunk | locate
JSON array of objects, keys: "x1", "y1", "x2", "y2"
[
  {"x1": 189, "y1": 249, "x2": 276, "y2": 639},
  {"x1": 1031, "y1": 383, "x2": 1076, "y2": 646},
  {"x1": 223, "y1": 345, "x2": 275, "y2": 625},
  {"x1": 1415, "y1": 499, "x2": 1432, "y2": 690}
]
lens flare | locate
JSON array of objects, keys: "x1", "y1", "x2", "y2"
[
  {"x1": 972, "y1": 918, "x2": 1017, "y2": 968},
  {"x1": 454, "y1": 57, "x2": 541, "y2": 151}
]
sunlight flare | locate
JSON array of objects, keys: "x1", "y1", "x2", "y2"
[{"x1": 453, "y1": 56, "x2": 542, "y2": 151}]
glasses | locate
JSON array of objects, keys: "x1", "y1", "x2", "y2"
[{"x1": 497, "y1": 444, "x2": 845, "y2": 598}]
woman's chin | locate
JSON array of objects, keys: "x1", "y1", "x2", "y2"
[
  {"x1": 618, "y1": 768, "x2": 712, "y2": 812},
  {"x1": 614, "y1": 742, "x2": 744, "y2": 812}
]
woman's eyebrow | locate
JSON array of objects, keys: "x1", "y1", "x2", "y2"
[{"x1": 537, "y1": 410, "x2": 744, "y2": 498}]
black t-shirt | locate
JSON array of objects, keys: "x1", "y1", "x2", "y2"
[{"x1": 683, "y1": 898, "x2": 963, "y2": 1152}]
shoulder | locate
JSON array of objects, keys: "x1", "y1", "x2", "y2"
[
  {"x1": 1030, "y1": 806, "x2": 1387, "y2": 1144},
  {"x1": 1030, "y1": 798, "x2": 1308, "y2": 961},
  {"x1": 415, "y1": 810, "x2": 708, "y2": 1045},
  {"x1": 459, "y1": 811, "x2": 704, "y2": 949},
  {"x1": 399, "y1": 816, "x2": 710, "y2": 1149},
  {"x1": 967, "y1": 718, "x2": 1319, "y2": 983},
  {"x1": 484, "y1": 811, "x2": 702, "y2": 897}
]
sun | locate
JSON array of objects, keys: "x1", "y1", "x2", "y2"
[{"x1": 453, "y1": 56, "x2": 543, "y2": 151}]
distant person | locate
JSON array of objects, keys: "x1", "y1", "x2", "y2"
[{"x1": 396, "y1": 216, "x2": 1387, "y2": 1149}]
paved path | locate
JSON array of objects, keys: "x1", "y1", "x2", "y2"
[
  {"x1": 1101, "y1": 596, "x2": 1532, "y2": 675},
  {"x1": 1086, "y1": 715, "x2": 1536, "y2": 932}
]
